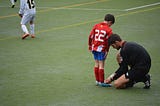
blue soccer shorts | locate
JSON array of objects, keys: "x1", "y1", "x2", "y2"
[{"x1": 92, "y1": 51, "x2": 106, "y2": 61}]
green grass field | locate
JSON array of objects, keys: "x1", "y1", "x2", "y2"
[{"x1": 0, "y1": 0, "x2": 160, "y2": 106}]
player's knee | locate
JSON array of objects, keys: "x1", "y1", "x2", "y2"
[{"x1": 114, "y1": 82, "x2": 119, "y2": 89}]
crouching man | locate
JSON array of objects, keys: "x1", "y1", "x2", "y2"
[{"x1": 105, "y1": 34, "x2": 151, "y2": 89}]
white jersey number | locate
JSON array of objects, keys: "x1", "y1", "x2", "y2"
[
  {"x1": 27, "y1": 0, "x2": 35, "y2": 9},
  {"x1": 95, "y1": 29, "x2": 106, "y2": 42}
]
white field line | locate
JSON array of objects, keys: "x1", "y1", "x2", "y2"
[
  {"x1": 0, "y1": 5, "x2": 125, "y2": 11},
  {"x1": 0, "y1": 2, "x2": 160, "y2": 11},
  {"x1": 52, "y1": 7, "x2": 124, "y2": 11},
  {"x1": 125, "y1": 2, "x2": 160, "y2": 11}
]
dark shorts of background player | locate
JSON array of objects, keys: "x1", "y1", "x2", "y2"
[
  {"x1": 92, "y1": 51, "x2": 106, "y2": 61},
  {"x1": 124, "y1": 65, "x2": 151, "y2": 88}
]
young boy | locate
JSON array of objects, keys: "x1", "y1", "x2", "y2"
[
  {"x1": 88, "y1": 14, "x2": 115, "y2": 87},
  {"x1": 19, "y1": 0, "x2": 36, "y2": 39}
]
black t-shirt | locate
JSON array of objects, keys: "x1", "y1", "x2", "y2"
[{"x1": 113, "y1": 42, "x2": 151, "y2": 80}]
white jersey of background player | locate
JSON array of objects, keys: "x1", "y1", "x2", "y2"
[
  {"x1": 10, "y1": 0, "x2": 17, "y2": 8},
  {"x1": 19, "y1": 0, "x2": 36, "y2": 39}
]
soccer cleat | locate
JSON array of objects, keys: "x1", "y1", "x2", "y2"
[
  {"x1": 99, "y1": 83, "x2": 112, "y2": 87},
  {"x1": 143, "y1": 74, "x2": 151, "y2": 89},
  {"x1": 11, "y1": 5, "x2": 15, "y2": 8},
  {"x1": 95, "y1": 81, "x2": 99, "y2": 86},
  {"x1": 31, "y1": 35, "x2": 35, "y2": 38},
  {"x1": 22, "y1": 34, "x2": 29, "y2": 39},
  {"x1": 14, "y1": 0, "x2": 17, "y2": 2}
]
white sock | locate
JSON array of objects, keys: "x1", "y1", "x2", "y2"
[
  {"x1": 30, "y1": 24, "x2": 35, "y2": 35},
  {"x1": 10, "y1": 0, "x2": 15, "y2": 5},
  {"x1": 21, "y1": 25, "x2": 29, "y2": 34}
]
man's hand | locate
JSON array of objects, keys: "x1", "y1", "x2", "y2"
[
  {"x1": 104, "y1": 73, "x2": 116, "y2": 84},
  {"x1": 104, "y1": 77, "x2": 112, "y2": 84}
]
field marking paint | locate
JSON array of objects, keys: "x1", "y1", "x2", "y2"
[
  {"x1": 0, "y1": 0, "x2": 108, "y2": 19},
  {"x1": 1, "y1": 1, "x2": 159, "y2": 19},
  {"x1": 38, "y1": 0, "x2": 108, "y2": 12},
  {"x1": 118, "y1": 6, "x2": 160, "y2": 17},
  {"x1": 38, "y1": 7, "x2": 125, "y2": 11},
  {"x1": 36, "y1": 19, "x2": 101, "y2": 34},
  {"x1": 0, "y1": 14, "x2": 18, "y2": 19},
  {"x1": 36, "y1": 6, "x2": 160, "y2": 34},
  {"x1": 125, "y1": 2, "x2": 160, "y2": 11},
  {"x1": 0, "y1": 6, "x2": 159, "y2": 41}
]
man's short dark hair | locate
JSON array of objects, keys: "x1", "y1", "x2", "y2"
[
  {"x1": 108, "y1": 34, "x2": 122, "y2": 46},
  {"x1": 104, "y1": 14, "x2": 115, "y2": 24}
]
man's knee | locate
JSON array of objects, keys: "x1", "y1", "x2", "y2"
[
  {"x1": 114, "y1": 80, "x2": 123, "y2": 89},
  {"x1": 113, "y1": 74, "x2": 129, "y2": 89}
]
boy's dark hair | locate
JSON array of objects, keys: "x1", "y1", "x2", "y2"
[
  {"x1": 108, "y1": 34, "x2": 122, "y2": 46},
  {"x1": 104, "y1": 14, "x2": 115, "y2": 24}
]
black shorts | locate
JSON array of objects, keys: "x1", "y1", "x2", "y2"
[{"x1": 125, "y1": 67, "x2": 150, "y2": 83}]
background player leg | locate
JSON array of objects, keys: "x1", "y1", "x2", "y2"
[
  {"x1": 30, "y1": 21, "x2": 35, "y2": 38},
  {"x1": 10, "y1": 0, "x2": 15, "y2": 8},
  {"x1": 21, "y1": 24, "x2": 29, "y2": 39}
]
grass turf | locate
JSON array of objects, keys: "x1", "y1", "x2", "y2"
[{"x1": 0, "y1": 0, "x2": 160, "y2": 106}]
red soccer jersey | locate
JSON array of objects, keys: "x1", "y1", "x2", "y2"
[{"x1": 88, "y1": 22, "x2": 112, "y2": 52}]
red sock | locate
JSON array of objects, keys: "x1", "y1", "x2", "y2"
[
  {"x1": 94, "y1": 67, "x2": 99, "y2": 82},
  {"x1": 99, "y1": 69, "x2": 104, "y2": 83}
]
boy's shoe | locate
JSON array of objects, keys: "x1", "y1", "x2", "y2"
[
  {"x1": 95, "y1": 81, "x2": 99, "y2": 86},
  {"x1": 22, "y1": 33, "x2": 29, "y2": 39},
  {"x1": 31, "y1": 34, "x2": 35, "y2": 38},
  {"x1": 99, "y1": 83, "x2": 112, "y2": 87},
  {"x1": 14, "y1": 0, "x2": 17, "y2": 2},
  {"x1": 143, "y1": 74, "x2": 151, "y2": 89}
]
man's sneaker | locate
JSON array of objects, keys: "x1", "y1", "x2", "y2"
[
  {"x1": 143, "y1": 74, "x2": 151, "y2": 89},
  {"x1": 99, "y1": 83, "x2": 112, "y2": 87},
  {"x1": 22, "y1": 34, "x2": 29, "y2": 39}
]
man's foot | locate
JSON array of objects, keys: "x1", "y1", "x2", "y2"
[
  {"x1": 11, "y1": 5, "x2": 15, "y2": 8},
  {"x1": 14, "y1": 0, "x2": 17, "y2": 2},
  {"x1": 22, "y1": 34, "x2": 29, "y2": 39},
  {"x1": 31, "y1": 34, "x2": 35, "y2": 38},
  {"x1": 143, "y1": 74, "x2": 151, "y2": 89}
]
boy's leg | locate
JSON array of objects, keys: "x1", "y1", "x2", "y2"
[
  {"x1": 30, "y1": 16, "x2": 35, "y2": 38},
  {"x1": 21, "y1": 14, "x2": 30, "y2": 39},
  {"x1": 21, "y1": 24, "x2": 29, "y2": 39},
  {"x1": 98, "y1": 61, "x2": 105, "y2": 83},
  {"x1": 30, "y1": 23, "x2": 35, "y2": 38},
  {"x1": 10, "y1": 0, "x2": 15, "y2": 8},
  {"x1": 94, "y1": 62, "x2": 99, "y2": 85}
]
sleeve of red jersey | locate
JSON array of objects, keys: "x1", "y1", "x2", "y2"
[{"x1": 88, "y1": 26, "x2": 96, "y2": 50}]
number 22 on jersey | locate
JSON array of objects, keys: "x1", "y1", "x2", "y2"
[{"x1": 95, "y1": 29, "x2": 107, "y2": 42}]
